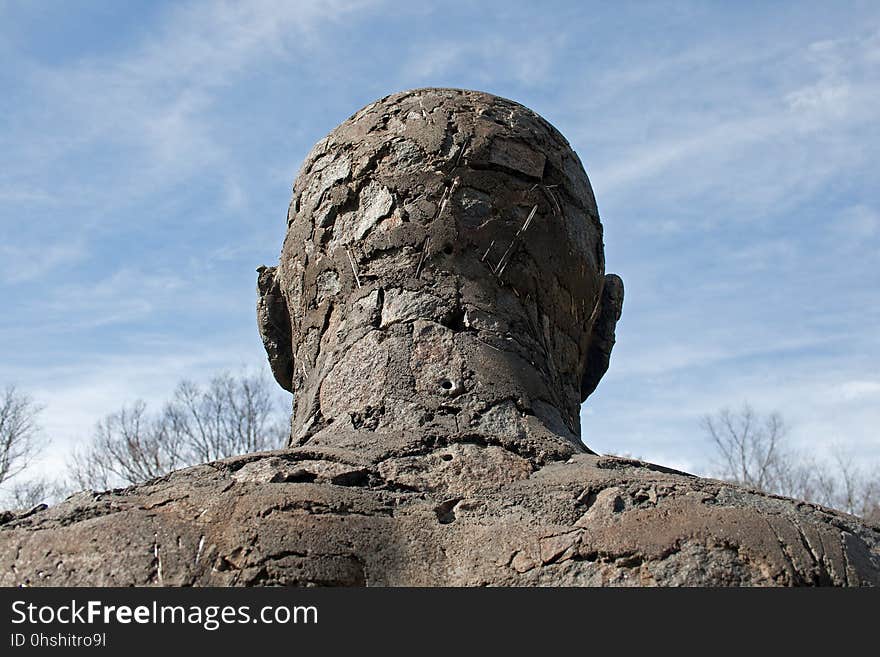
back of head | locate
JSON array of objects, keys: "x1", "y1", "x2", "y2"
[{"x1": 258, "y1": 88, "x2": 623, "y2": 453}]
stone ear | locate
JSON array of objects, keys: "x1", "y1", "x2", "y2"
[
  {"x1": 580, "y1": 273, "x2": 624, "y2": 402},
  {"x1": 257, "y1": 265, "x2": 294, "y2": 393}
]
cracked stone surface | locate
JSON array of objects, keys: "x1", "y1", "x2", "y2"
[
  {"x1": 1, "y1": 445, "x2": 878, "y2": 586},
  {"x1": 2, "y1": 88, "x2": 878, "y2": 586},
  {"x1": 257, "y1": 88, "x2": 622, "y2": 447}
]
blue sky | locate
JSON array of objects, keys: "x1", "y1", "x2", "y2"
[{"x1": 1, "y1": 0, "x2": 878, "y2": 482}]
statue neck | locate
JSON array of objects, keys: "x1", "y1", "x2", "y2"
[{"x1": 288, "y1": 283, "x2": 588, "y2": 456}]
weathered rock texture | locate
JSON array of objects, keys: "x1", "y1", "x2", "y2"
[
  {"x1": 2, "y1": 444, "x2": 878, "y2": 585},
  {"x1": 2, "y1": 89, "x2": 878, "y2": 586},
  {"x1": 257, "y1": 88, "x2": 623, "y2": 447}
]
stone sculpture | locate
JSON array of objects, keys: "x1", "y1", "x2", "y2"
[
  {"x1": 257, "y1": 88, "x2": 622, "y2": 452},
  {"x1": 1, "y1": 89, "x2": 877, "y2": 586}
]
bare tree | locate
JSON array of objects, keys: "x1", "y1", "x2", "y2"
[
  {"x1": 865, "y1": 503, "x2": 880, "y2": 526},
  {"x1": 69, "y1": 371, "x2": 288, "y2": 489},
  {"x1": 702, "y1": 404, "x2": 880, "y2": 520},
  {"x1": 165, "y1": 371, "x2": 287, "y2": 464},
  {"x1": 3, "y1": 476, "x2": 69, "y2": 510},
  {"x1": 701, "y1": 404, "x2": 789, "y2": 491},
  {"x1": 0, "y1": 386, "x2": 45, "y2": 486},
  {"x1": 69, "y1": 401, "x2": 185, "y2": 490},
  {"x1": 821, "y1": 453, "x2": 879, "y2": 519}
]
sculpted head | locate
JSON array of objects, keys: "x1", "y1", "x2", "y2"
[{"x1": 258, "y1": 88, "x2": 622, "y2": 451}]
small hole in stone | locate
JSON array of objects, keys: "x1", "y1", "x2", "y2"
[
  {"x1": 434, "y1": 498, "x2": 459, "y2": 524},
  {"x1": 440, "y1": 307, "x2": 467, "y2": 332},
  {"x1": 442, "y1": 243, "x2": 454, "y2": 255},
  {"x1": 440, "y1": 379, "x2": 453, "y2": 390},
  {"x1": 440, "y1": 454, "x2": 453, "y2": 461}
]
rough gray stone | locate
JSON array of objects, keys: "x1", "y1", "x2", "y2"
[
  {"x1": 259, "y1": 88, "x2": 619, "y2": 446},
  {"x1": 1, "y1": 446, "x2": 877, "y2": 586}
]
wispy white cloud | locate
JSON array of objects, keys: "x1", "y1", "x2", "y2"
[
  {"x1": 403, "y1": 33, "x2": 569, "y2": 88},
  {"x1": 575, "y1": 29, "x2": 880, "y2": 224},
  {"x1": 29, "y1": 267, "x2": 184, "y2": 329},
  {"x1": 0, "y1": 185, "x2": 54, "y2": 204},
  {"x1": 833, "y1": 204, "x2": 879, "y2": 242},
  {"x1": 0, "y1": 0, "x2": 375, "y2": 218},
  {"x1": 0, "y1": 238, "x2": 88, "y2": 283},
  {"x1": 835, "y1": 380, "x2": 880, "y2": 402},
  {"x1": 607, "y1": 331, "x2": 833, "y2": 381}
]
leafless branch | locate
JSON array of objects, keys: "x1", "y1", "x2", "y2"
[
  {"x1": 703, "y1": 404, "x2": 879, "y2": 520},
  {"x1": 0, "y1": 386, "x2": 46, "y2": 486},
  {"x1": 68, "y1": 370, "x2": 289, "y2": 489}
]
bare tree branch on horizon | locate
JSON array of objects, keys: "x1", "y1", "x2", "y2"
[
  {"x1": 702, "y1": 403, "x2": 879, "y2": 521},
  {"x1": 0, "y1": 385, "x2": 46, "y2": 487},
  {"x1": 68, "y1": 370, "x2": 289, "y2": 490}
]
